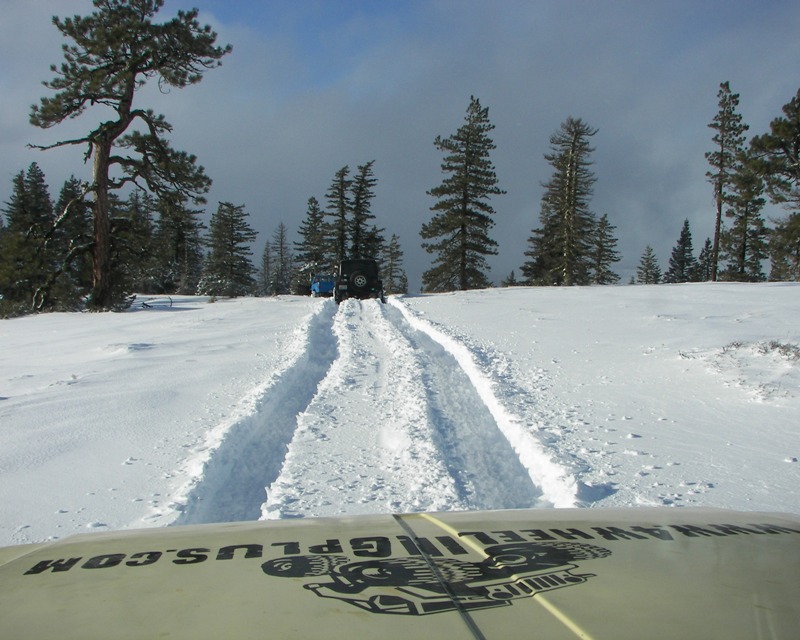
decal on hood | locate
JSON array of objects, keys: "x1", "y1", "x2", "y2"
[{"x1": 262, "y1": 540, "x2": 611, "y2": 616}]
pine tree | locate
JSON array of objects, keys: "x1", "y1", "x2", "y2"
[
  {"x1": 325, "y1": 166, "x2": 352, "y2": 265},
  {"x1": 349, "y1": 161, "x2": 378, "y2": 259},
  {"x1": 0, "y1": 164, "x2": 57, "y2": 312},
  {"x1": 361, "y1": 224, "x2": 386, "y2": 261},
  {"x1": 197, "y1": 202, "x2": 257, "y2": 297},
  {"x1": 19, "y1": 163, "x2": 54, "y2": 236},
  {"x1": 380, "y1": 234, "x2": 408, "y2": 295},
  {"x1": 53, "y1": 177, "x2": 93, "y2": 292},
  {"x1": 742, "y1": 215, "x2": 769, "y2": 281},
  {"x1": 748, "y1": 88, "x2": 800, "y2": 281},
  {"x1": 522, "y1": 117, "x2": 598, "y2": 286},
  {"x1": 636, "y1": 246, "x2": 662, "y2": 284},
  {"x1": 0, "y1": 166, "x2": 95, "y2": 312},
  {"x1": 664, "y1": 219, "x2": 698, "y2": 283},
  {"x1": 152, "y1": 196, "x2": 206, "y2": 294},
  {"x1": 421, "y1": 96, "x2": 504, "y2": 292},
  {"x1": 258, "y1": 241, "x2": 272, "y2": 296},
  {"x1": 719, "y1": 160, "x2": 768, "y2": 282},
  {"x1": 4, "y1": 163, "x2": 53, "y2": 236},
  {"x1": 30, "y1": 0, "x2": 230, "y2": 309},
  {"x1": 768, "y1": 213, "x2": 800, "y2": 281},
  {"x1": 268, "y1": 222, "x2": 294, "y2": 296},
  {"x1": 750, "y1": 88, "x2": 800, "y2": 210},
  {"x1": 500, "y1": 271, "x2": 520, "y2": 287},
  {"x1": 293, "y1": 196, "x2": 331, "y2": 291},
  {"x1": 706, "y1": 82, "x2": 748, "y2": 281},
  {"x1": 2, "y1": 172, "x2": 27, "y2": 238},
  {"x1": 113, "y1": 191, "x2": 157, "y2": 293},
  {"x1": 591, "y1": 214, "x2": 621, "y2": 284},
  {"x1": 0, "y1": 232, "x2": 30, "y2": 316},
  {"x1": 695, "y1": 238, "x2": 714, "y2": 281}
]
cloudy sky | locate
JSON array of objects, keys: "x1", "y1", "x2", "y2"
[{"x1": 2, "y1": 0, "x2": 799, "y2": 288}]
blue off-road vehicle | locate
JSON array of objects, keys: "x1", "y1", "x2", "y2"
[{"x1": 310, "y1": 274, "x2": 335, "y2": 297}]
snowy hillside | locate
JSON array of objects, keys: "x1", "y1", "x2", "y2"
[{"x1": 1, "y1": 283, "x2": 798, "y2": 547}]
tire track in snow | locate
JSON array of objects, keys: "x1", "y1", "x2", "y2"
[
  {"x1": 172, "y1": 301, "x2": 338, "y2": 525},
  {"x1": 262, "y1": 298, "x2": 561, "y2": 520},
  {"x1": 389, "y1": 298, "x2": 579, "y2": 508},
  {"x1": 378, "y1": 302, "x2": 548, "y2": 510},
  {"x1": 261, "y1": 299, "x2": 465, "y2": 518},
  {"x1": 175, "y1": 292, "x2": 578, "y2": 526}
]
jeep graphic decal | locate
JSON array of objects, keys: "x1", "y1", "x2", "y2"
[{"x1": 261, "y1": 541, "x2": 611, "y2": 616}]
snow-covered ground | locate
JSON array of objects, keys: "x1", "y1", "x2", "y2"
[{"x1": 1, "y1": 283, "x2": 798, "y2": 547}]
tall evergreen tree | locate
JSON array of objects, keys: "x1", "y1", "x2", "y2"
[
  {"x1": 152, "y1": 196, "x2": 206, "y2": 294},
  {"x1": 522, "y1": 117, "x2": 598, "y2": 286},
  {"x1": 30, "y1": 0, "x2": 230, "y2": 309},
  {"x1": 92, "y1": 192, "x2": 140, "y2": 306},
  {"x1": 421, "y1": 96, "x2": 504, "y2": 291},
  {"x1": 706, "y1": 81, "x2": 748, "y2": 281},
  {"x1": 695, "y1": 238, "x2": 714, "y2": 281},
  {"x1": 19, "y1": 163, "x2": 54, "y2": 235},
  {"x1": 3, "y1": 172, "x2": 29, "y2": 239},
  {"x1": 768, "y1": 213, "x2": 800, "y2": 281},
  {"x1": 325, "y1": 166, "x2": 352, "y2": 265},
  {"x1": 43, "y1": 176, "x2": 95, "y2": 304},
  {"x1": 294, "y1": 197, "x2": 331, "y2": 289},
  {"x1": 0, "y1": 231, "x2": 32, "y2": 316},
  {"x1": 349, "y1": 161, "x2": 378, "y2": 259},
  {"x1": 591, "y1": 214, "x2": 621, "y2": 284},
  {"x1": 114, "y1": 191, "x2": 157, "y2": 293},
  {"x1": 4, "y1": 163, "x2": 53, "y2": 236},
  {"x1": 361, "y1": 224, "x2": 386, "y2": 261},
  {"x1": 2, "y1": 172, "x2": 28, "y2": 238},
  {"x1": 267, "y1": 222, "x2": 294, "y2": 296},
  {"x1": 197, "y1": 202, "x2": 257, "y2": 297},
  {"x1": 54, "y1": 177, "x2": 93, "y2": 286},
  {"x1": 664, "y1": 219, "x2": 698, "y2": 283},
  {"x1": 380, "y1": 234, "x2": 408, "y2": 295},
  {"x1": 749, "y1": 88, "x2": 800, "y2": 281},
  {"x1": 636, "y1": 246, "x2": 662, "y2": 284},
  {"x1": 0, "y1": 164, "x2": 58, "y2": 311},
  {"x1": 258, "y1": 241, "x2": 272, "y2": 297},
  {"x1": 38, "y1": 176, "x2": 100, "y2": 311},
  {"x1": 750, "y1": 88, "x2": 800, "y2": 210},
  {"x1": 719, "y1": 160, "x2": 768, "y2": 282}
]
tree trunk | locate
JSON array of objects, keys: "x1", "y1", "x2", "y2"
[
  {"x1": 712, "y1": 180, "x2": 722, "y2": 282},
  {"x1": 90, "y1": 138, "x2": 113, "y2": 310}
]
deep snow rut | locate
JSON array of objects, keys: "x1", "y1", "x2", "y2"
[
  {"x1": 262, "y1": 299, "x2": 465, "y2": 517},
  {"x1": 175, "y1": 296, "x2": 577, "y2": 526},
  {"x1": 173, "y1": 302, "x2": 338, "y2": 525},
  {"x1": 262, "y1": 298, "x2": 562, "y2": 519}
]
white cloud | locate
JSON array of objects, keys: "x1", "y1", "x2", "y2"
[{"x1": 2, "y1": 0, "x2": 799, "y2": 287}]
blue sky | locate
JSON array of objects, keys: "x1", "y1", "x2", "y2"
[{"x1": 2, "y1": 0, "x2": 799, "y2": 287}]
